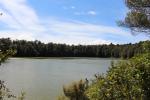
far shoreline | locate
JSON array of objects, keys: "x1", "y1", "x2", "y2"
[{"x1": 10, "y1": 57, "x2": 122, "y2": 60}]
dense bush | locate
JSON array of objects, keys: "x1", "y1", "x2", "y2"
[{"x1": 86, "y1": 53, "x2": 150, "y2": 100}]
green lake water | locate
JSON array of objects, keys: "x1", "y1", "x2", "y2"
[{"x1": 0, "y1": 58, "x2": 118, "y2": 100}]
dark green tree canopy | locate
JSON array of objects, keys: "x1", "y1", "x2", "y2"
[
  {"x1": 120, "y1": 0, "x2": 150, "y2": 35},
  {"x1": 0, "y1": 38, "x2": 149, "y2": 59},
  {"x1": 126, "y1": 0, "x2": 150, "y2": 7}
]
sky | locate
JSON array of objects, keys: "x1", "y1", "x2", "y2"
[{"x1": 0, "y1": 0, "x2": 149, "y2": 45}]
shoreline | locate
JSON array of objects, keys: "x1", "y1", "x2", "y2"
[{"x1": 10, "y1": 57, "x2": 121, "y2": 60}]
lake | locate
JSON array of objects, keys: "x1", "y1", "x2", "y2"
[{"x1": 0, "y1": 58, "x2": 118, "y2": 100}]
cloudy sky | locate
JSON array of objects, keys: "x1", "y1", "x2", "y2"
[{"x1": 0, "y1": 0, "x2": 148, "y2": 45}]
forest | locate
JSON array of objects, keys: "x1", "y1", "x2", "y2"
[{"x1": 0, "y1": 38, "x2": 149, "y2": 58}]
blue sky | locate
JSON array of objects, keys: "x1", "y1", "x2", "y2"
[{"x1": 0, "y1": 0, "x2": 148, "y2": 45}]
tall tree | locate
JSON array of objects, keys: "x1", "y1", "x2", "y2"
[{"x1": 119, "y1": 0, "x2": 150, "y2": 36}]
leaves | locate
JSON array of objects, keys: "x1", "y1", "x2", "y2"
[
  {"x1": 86, "y1": 53, "x2": 150, "y2": 100},
  {"x1": 120, "y1": 0, "x2": 150, "y2": 35}
]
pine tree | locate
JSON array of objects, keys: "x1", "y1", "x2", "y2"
[{"x1": 119, "y1": 0, "x2": 150, "y2": 36}]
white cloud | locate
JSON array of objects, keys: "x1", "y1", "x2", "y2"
[
  {"x1": 74, "y1": 10, "x2": 97, "y2": 16},
  {"x1": 71, "y1": 6, "x2": 75, "y2": 9},
  {"x1": 47, "y1": 19, "x2": 130, "y2": 37},
  {"x1": 63, "y1": 6, "x2": 76, "y2": 10},
  {"x1": 0, "y1": 0, "x2": 45, "y2": 31},
  {"x1": 0, "y1": 0, "x2": 141, "y2": 45},
  {"x1": 87, "y1": 10, "x2": 97, "y2": 16},
  {"x1": 0, "y1": 31, "x2": 35, "y2": 41}
]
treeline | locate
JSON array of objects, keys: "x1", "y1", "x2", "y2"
[{"x1": 0, "y1": 38, "x2": 149, "y2": 58}]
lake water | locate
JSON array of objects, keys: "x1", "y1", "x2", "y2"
[{"x1": 0, "y1": 58, "x2": 117, "y2": 100}]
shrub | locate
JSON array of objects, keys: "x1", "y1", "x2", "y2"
[{"x1": 86, "y1": 53, "x2": 150, "y2": 100}]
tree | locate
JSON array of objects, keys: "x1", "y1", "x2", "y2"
[{"x1": 119, "y1": 0, "x2": 150, "y2": 36}]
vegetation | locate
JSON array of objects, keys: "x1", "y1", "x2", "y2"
[
  {"x1": 0, "y1": 38, "x2": 149, "y2": 59},
  {"x1": 0, "y1": 49, "x2": 16, "y2": 65},
  {"x1": 119, "y1": 0, "x2": 150, "y2": 35},
  {"x1": 58, "y1": 80, "x2": 88, "y2": 100},
  {"x1": 86, "y1": 53, "x2": 150, "y2": 100}
]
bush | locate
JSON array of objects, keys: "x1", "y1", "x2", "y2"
[
  {"x1": 58, "y1": 79, "x2": 89, "y2": 100},
  {"x1": 86, "y1": 53, "x2": 150, "y2": 100}
]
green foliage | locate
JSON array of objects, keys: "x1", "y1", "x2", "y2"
[
  {"x1": 126, "y1": 0, "x2": 150, "y2": 8},
  {"x1": 86, "y1": 53, "x2": 150, "y2": 100},
  {"x1": 142, "y1": 41, "x2": 150, "y2": 53},
  {"x1": 0, "y1": 38, "x2": 149, "y2": 59},
  {"x1": 119, "y1": 0, "x2": 150, "y2": 35},
  {"x1": 0, "y1": 49, "x2": 16, "y2": 65},
  {"x1": 125, "y1": 11, "x2": 150, "y2": 28}
]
